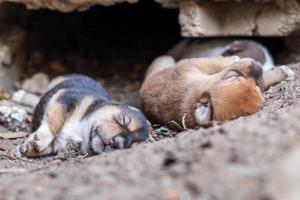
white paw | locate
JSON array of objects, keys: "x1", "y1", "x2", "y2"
[
  {"x1": 279, "y1": 65, "x2": 295, "y2": 81},
  {"x1": 195, "y1": 102, "x2": 211, "y2": 126},
  {"x1": 16, "y1": 133, "x2": 35, "y2": 156},
  {"x1": 12, "y1": 90, "x2": 26, "y2": 103},
  {"x1": 33, "y1": 131, "x2": 53, "y2": 152}
]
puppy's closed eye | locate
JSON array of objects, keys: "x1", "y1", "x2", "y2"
[
  {"x1": 223, "y1": 71, "x2": 241, "y2": 80},
  {"x1": 113, "y1": 113, "x2": 131, "y2": 128}
]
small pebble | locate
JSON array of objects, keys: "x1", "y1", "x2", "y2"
[
  {"x1": 158, "y1": 135, "x2": 165, "y2": 139},
  {"x1": 0, "y1": 104, "x2": 30, "y2": 131}
]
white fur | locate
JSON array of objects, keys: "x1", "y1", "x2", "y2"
[
  {"x1": 34, "y1": 122, "x2": 54, "y2": 151},
  {"x1": 279, "y1": 65, "x2": 295, "y2": 81},
  {"x1": 261, "y1": 46, "x2": 275, "y2": 72},
  {"x1": 53, "y1": 107, "x2": 115, "y2": 154},
  {"x1": 53, "y1": 113, "x2": 95, "y2": 153},
  {"x1": 185, "y1": 69, "x2": 211, "y2": 83},
  {"x1": 195, "y1": 103, "x2": 211, "y2": 125}
]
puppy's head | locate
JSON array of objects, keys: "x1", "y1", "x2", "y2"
[
  {"x1": 189, "y1": 58, "x2": 264, "y2": 127},
  {"x1": 222, "y1": 40, "x2": 266, "y2": 65},
  {"x1": 89, "y1": 104, "x2": 150, "y2": 154}
]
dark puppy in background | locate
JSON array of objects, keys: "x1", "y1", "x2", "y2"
[
  {"x1": 17, "y1": 75, "x2": 150, "y2": 157},
  {"x1": 168, "y1": 39, "x2": 274, "y2": 72}
]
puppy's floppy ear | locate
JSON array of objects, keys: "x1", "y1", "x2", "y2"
[{"x1": 113, "y1": 113, "x2": 131, "y2": 129}]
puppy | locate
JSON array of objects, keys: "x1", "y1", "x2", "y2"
[
  {"x1": 140, "y1": 54, "x2": 294, "y2": 129},
  {"x1": 167, "y1": 39, "x2": 274, "y2": 72},
  {"x1": 17, "y1": 75, "x2": 150, "y2": 157}
]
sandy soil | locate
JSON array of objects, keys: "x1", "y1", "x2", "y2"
[{"x1": 0, "y1": 62, "x2": 300, "y2": 200}]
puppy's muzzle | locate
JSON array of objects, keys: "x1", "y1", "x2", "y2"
[{"x1": 109, "y1": 134, "x2": 133, "y2": 149}]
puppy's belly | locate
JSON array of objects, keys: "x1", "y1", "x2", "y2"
[{"x1": 53, "y1": 118, "x2": 93, "y2": 154}]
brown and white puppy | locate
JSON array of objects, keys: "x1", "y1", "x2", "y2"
[
  {"x1": 167, "y1": 39, "x2": 274, "y2": 72},
  {"x1": 17, "y1": 75, "x2": 150, "y2": 157},
  {"x1": 140, "y1": 55, "x2": 294, "y2": 129}
]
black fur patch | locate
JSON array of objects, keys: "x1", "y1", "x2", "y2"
[
  {"x1": 81, "y1": 99, "x2": 106, "y2": 120},
  {"x1": 57, "y1": 89, "x2": 84, "y2": 113}
]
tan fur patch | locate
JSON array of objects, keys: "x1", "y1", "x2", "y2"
[
  {"x1": 210, "y1": 78, "x2": 264, "y2": 121},
  {"x1": 44, "y1": 90, "x2": 68, "y2": 135},
  {"x1": 45, "y1": 103, "x2": 66, "y2": 135},
  {"x1": 92, "y1": 105, "x2": 123, "y2": 139},
  {"x1": 127, "y1": 119, "x2": 140, "y2": 132},
  {"x1": 44, "y1": 91, "x2": 95, "y2": 135}
]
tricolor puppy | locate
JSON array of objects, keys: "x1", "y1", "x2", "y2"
[
  {"x1": 17, "y1": 75, "x2": 150, "y2": 157},
  {"x1": 140, "y1": 42, "x2": 294, "y2": 129}
]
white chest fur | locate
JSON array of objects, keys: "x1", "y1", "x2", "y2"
[{"x1": 53, "y1": 115, "x2": 94, "y2": 153}]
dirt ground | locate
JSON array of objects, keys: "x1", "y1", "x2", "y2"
[{"x1": 0, "y1": 60, "x2": 299, "y2": 200}]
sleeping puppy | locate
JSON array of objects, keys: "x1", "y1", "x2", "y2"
[
  {"x1": 140, "y1": 52, "x2": 294, "y2": 129},
  {"x1": 16, "y1": 75, "x2": 150, "y2": 157},
  {"x1": 167, "y1": 39, "x2": 274, "y2": 72}
]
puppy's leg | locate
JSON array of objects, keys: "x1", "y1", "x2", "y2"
[
  {"x1": 18, "y1": 95, "x2": 68, "y2": 157},
  {"x1": 176, "y1": 56, "x2": 240, "y2": 75},
  {"x1": 16, "y1": 133, "x2": 54, "y2": 157},
  {"x1": 34, "y1": 99, "x2": 67, "y2": 151},
  {"x1": 263, "y1": 65, "x2": 295, "y2": 90},
  {"x1": 145, "y1": 55, "x2": 175, "y2": 79}
]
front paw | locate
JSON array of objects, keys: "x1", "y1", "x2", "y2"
[
  {"x1": 195, "y1": 101, "x2": 212, "y2": 126},
  {"x1": 33, "y1": 133, "x2": 51, "y2": 152},
  {"x1": 15, "y1": 133, "x2": 40, "y2": 157},
  {"x1": 279, "y1": 65, "x2": 295, "y2": 81},
  {"x1": 16, "y1": 139, "x2": 37, "y2": 157}
]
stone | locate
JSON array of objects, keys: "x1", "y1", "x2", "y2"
[
  {"x1": 20, "y1": 73, "x2": 49, "y2": 95},
  {"x1": 0, "y1": 25, "x2": 26, "y2": 92},
  {"x1": 12, "y1": 89, "x2": 40, "y2": 108},
  {"x1": 0, "y1": 0, "x2": 139, "y2": 12},
  {"x1": 154, "y1": 0, "x2": 180, "y2": 8},
  {"x1": 1, "y1": 0, "x2": 300, "y2": 36},
  {"x1": 179, "y1": 0, "x2": 300, "y2": 37},
  {"x1": 0, "y1": 103, "x2": 29, "y2": 131}
]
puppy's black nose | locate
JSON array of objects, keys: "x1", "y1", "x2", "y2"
[
  {"x1": 109, "y1": 137, "x2": 121, "y2": 149},
  {"x1": 110, "y1": 134, "x2": 132, "y2": 149}
]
